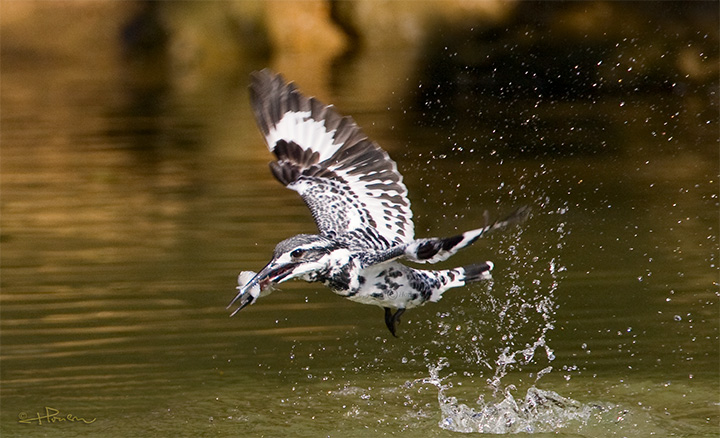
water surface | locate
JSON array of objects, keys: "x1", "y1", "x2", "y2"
[{"x1": 1, "y1": 35, "x2": 718, "y2": 437}]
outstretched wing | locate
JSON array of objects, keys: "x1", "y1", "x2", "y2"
[
  {"x1": 249, "y1": 69, "x2": 414, "y2": 249},
  {"x1": 403, "y1": 206, "x2": 531, "y2": 264}
]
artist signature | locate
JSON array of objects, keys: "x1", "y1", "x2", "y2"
[{"x1": 18, "y1": 407, "x2": 96, "y2": 425}]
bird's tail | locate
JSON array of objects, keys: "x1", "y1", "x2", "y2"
[
  {"x1": 461, "y1": 261, "x2": 494, "y2": 283},
  {"x1": 427, "y1": 262, "x2": 494, "y2": 303}
]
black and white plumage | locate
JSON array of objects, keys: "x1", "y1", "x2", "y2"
[{"x1": 228, "y1": 69, "x2": 529, "y2": 336}]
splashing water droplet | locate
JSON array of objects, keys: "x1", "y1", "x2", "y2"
[{"x1": 415, "y1": 360, "x2": 615, "y2": 434}]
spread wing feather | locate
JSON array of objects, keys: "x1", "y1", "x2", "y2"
[{"x1": 249, "y1": 69, "x2": 414, "y2": 249}]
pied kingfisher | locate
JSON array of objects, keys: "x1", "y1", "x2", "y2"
[{"x1": 228, "y1": 69, "x2": 529, "y2": 336}]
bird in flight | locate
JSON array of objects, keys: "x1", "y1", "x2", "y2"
[{"x1": 228, "y1": 69, "x2": 529, "y2": 336}]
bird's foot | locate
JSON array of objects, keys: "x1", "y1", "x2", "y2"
[{"x1": 384, "y1": 307, "x2": 406, "y2": 337}]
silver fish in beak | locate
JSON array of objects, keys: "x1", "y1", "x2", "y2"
[{"x1": 227, "y1": 264, "x2": 285, "y2": 316}]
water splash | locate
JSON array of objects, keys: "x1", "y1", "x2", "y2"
[
  {"x1": 414, "y1": 359, "x2": 613, "y2": 434},
  {"x1": 408, "y1": 205, "x2": 619, "y2": 433}
]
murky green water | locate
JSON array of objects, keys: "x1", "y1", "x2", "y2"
[{"x1": 2, "y1": 29, "x2": 718, "y2": 438}]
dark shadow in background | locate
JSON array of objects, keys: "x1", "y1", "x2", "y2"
[{"x1": 409, "y1": 1, "x2": 718, "y2": 157}]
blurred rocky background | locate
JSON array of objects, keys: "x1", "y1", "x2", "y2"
[{"x1": 2, "y1": 0, "x2": 717, "y2": 155}]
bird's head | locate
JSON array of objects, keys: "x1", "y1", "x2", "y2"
[{"x1": 228, "y1": 234, "x2": 339, "y2": 315}]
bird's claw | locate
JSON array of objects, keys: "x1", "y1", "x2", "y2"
[{"x1": 384, "y1": 307, "x2": 406, "y2": 337}]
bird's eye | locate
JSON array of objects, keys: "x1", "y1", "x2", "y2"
[{"x1": 290, "y1": 249, "x2": 305, "y2": 258}]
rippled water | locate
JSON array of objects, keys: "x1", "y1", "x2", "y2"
[{"x1": 2, "y1": 30, "x2": 718, "y2": 437}]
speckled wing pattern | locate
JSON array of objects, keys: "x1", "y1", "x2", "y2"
[{"x1": 249, "y1": 69, "x2": 414, "y2": 250}]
